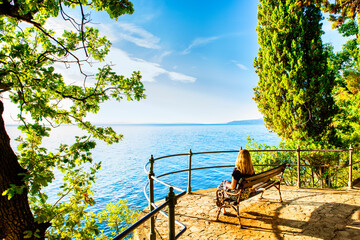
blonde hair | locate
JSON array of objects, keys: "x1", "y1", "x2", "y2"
[{"x1": 235, "y1": 149, "x2": 255, "y2": 175}]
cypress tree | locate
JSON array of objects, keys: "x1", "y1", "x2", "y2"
[{"x1": 254, "y1": 0, "x2": 337, "y2": 145}]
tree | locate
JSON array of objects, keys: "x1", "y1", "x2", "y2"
[
  {"x1": 254, "y1": 0, "x2": 337, "y2": 146},
  {"x1": 297, "y1": 0, "x2": 360, "y2": 28},
  {"x1": 97, "y1": 199, "x2": 139, "y2": 239},
  {"x1": 0, "y1": 0, "x2": 145, "y2": 239},
  {"x1": 296, "y1": 1, "x2": 360, "y2": 148},
  {"x1": 328, "y1": 19, "x2": 360, "y2": 147}
]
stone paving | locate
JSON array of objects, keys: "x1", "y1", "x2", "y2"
[{"x1": 135, "y1": 186, "x2": 360, "y2": 240}]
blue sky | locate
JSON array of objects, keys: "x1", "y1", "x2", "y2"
[
  {"x1": 92, "y1": 0, "x2": 261, "y2": 124},
  {"x1": 2, "y1": 0, "x2": 347, "y2": 124}
]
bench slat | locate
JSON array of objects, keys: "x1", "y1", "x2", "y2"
[
  {"x1": 240, "y1": 163, "x2": 286, "y2": 189},
  {"x1": 244, "y1": 163, "x2": 286, "y2": 181},
  {"x1": 253, "y1": 180, "x2": 275, "y2": 190}
]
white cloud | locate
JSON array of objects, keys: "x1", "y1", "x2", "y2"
[
  {"x1": 47, "y1": 48, "x2": 195, "y2": 87},
  {"x1": 167, "y1": 71, "x2": 196, "y2": 82},
  {"x1": 115, "y1": 22, "x2": 161, "y2": 49},
  {"x1": 44, "y1": 17, "x2": 162, "y2": 50},
  {"x1": 182, "y1": 36, "x2": 220, "y2": 54},
  {"x1": 97, "y1": 24, "x2": 118, "y2": 43},
  {"x1": 231, "y1": 60, "x2": 249, "y2": 71},
  {"x1": 46, "y1": 18, "x2": 162, "y2": 50},
  {"x1": 236, "y1": 63, "x2": 249, "y2": 70},
  {"x1": 154, "y1": 51, "x2": 172, "y2": 62},
  {"x1": 44, "y1": 17, "x2": 80, "y2": 38},
  {"x1": 107, "y1": 48, "x2": 196, "y2": 83}
]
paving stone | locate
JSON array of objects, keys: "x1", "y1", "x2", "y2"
[{"x1": 135, "y1": 186, "x2": 360, "y2": 239}]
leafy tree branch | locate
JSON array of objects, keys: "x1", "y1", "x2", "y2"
[{"x1": 0, "y1": 0, "x2": 144, "y2": 239}]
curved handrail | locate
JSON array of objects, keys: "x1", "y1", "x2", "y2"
[
  {"x1": 154, "y1": 153, "x2": 189, "y2": 161},
  {"x1": 141, "y1": 175, "x2": 187, "y2": 239},
  {"x1": 113, "y1": 198, "x2": 169, "y2": 240},
  {"x1": 148, "y1": 148, "x2": 350, "y2": 164},
  {"x1": 114, "y1": 188, "x2": 187, "y2": 240},
  {"x1": 156, "y1": 165, "x2": 235, "y2": 178},
  {"x1": 116, "y1": 147, "x2": 357, "y2": 239}
]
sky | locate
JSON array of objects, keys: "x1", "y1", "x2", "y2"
[{"x1": 2, "y1": 0, "x2": 347, "y2": 124}]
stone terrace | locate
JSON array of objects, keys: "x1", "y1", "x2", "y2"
[{"x1": 136, "y1": 186, "x2": 360, "y2": 240}]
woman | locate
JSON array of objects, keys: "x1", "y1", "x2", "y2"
[
  {"x1": 216, "y1": 149, "x2": 255, "y2": 214},
  {"x1": 225, "y1": 149, "x2": 255, "y2": 190}
]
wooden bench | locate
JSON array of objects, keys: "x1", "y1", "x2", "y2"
[{"x1": 215, "y1": 163, "x2": 287, "y2": 227}]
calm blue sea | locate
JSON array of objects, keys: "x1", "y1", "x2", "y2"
[{"x1": 5, "y1": 124, "x2": 280, "y2": 223}]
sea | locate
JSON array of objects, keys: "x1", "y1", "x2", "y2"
[{"x1": 5, "y1": 124, "x2": 280, "y2": 232}]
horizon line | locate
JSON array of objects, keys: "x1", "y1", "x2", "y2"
[{"x1": 4, "y1": 118, "x2": 264, "y2": 126}]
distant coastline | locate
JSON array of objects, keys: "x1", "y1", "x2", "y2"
[
  {"x1": 93, "y1": 118, "x2": 265, "y2": 126},
  {"x1": 94, "y1": 118, "x2": 265, "y2": 126},
  {"x1": 5, "y1": 119, "x2": 265, "y2": 127},
  {"x1": 226, "y1": 119, "x2": 264, "y2": 125}
]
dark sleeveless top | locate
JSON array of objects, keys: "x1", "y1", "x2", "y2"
[{"x1": 232, "y1": 168, "x2": 254, "y2": 182}]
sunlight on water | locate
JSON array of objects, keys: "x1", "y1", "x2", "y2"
[{"x1": 5, "y1": 124, "x2": 280, "y2": 218}]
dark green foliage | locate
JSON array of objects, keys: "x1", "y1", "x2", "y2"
[
  {"x1": 251, "y1": 0, "x2": 360, "y2": 189},
  {"x1": 329, "y1": 19, "x2": 360, "y2": 148},
  {"x1": 297, "y1": 0, "x2": 360, "y2": 28},
  {"x1": 246, "y1": 137, "x2": 353, "y2": 189},
  {"x1": 0, "y1": 0, "x2": 145, "y2": 239},
  {"x1": 254, "y1": 0, "x2": 337, "y2": 146}
]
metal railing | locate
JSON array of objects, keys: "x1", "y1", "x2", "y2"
[
  {"x1": 113, "y1": 187, "x2": 186, "y2": 240},
  {"x1": 114, "y1": 145, "x2": 358, "y2": 240}
]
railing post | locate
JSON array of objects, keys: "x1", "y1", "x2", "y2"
[
  {"x1": 348, "y1": 145, "x2": 354, "y2": 189},
  {"x1": 297, "y1": 145, "x2": 301, "y2": 188},
  {"x1": 148, "y1": 155, "x2": 156, "y2": 240},
  {"x1": 187, "y1": 149, "x2": 193, "y2": 194},
  {"x1": 166, "y1": 187, "x2": 176, "y2": 240}
]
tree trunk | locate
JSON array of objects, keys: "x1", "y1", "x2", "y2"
[{"x1": 0, "y1": 100, "x2": 48, "y2": 239}]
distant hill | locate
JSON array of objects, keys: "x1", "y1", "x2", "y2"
[{"x1": 226, "y1": 119, "x2": 264, "y2": 125}]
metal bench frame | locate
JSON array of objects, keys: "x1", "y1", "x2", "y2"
[{"x1": 215, "y1": 163, "x2": 287, "y2": 227}]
